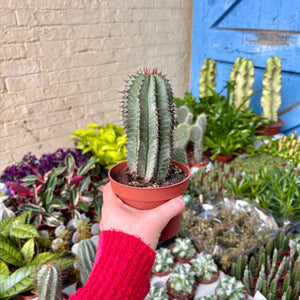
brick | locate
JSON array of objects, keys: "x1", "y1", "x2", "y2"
[
  {"x1": 15, "y1": 10, "x2": 37, "y2": 26},
  {"x1": 73, "y1": 24, "x2": 109, "y2": 39},
  {"x1": 0, "y1": 60, "x2": 40, "y2": 77},
  {"x1": 5, "y1": 74, "x2": 41, "y2": 92},
  {"x1": 0, "y1": 12, "x2": 17, "y2": 27},
  {"x1": 32, "y1": 26, "x2": 74, "y2": 41},
  {"x1": 0, "y1": 44, "x2": 25, "y2": 60}
]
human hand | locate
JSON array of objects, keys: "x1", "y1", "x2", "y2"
[{"x1": 100, "y1": 182, "x2": 186, "y2": 250}]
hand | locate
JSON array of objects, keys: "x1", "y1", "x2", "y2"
[{"x1": 100, "y1": 182, "x2": 186, "y2": 250}]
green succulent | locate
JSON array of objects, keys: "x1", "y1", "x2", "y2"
[
  {"x1": 152, "y1": 247, "x2": 174, "y2": 274},
  {"x1": 71, "y1": 123, "x2": 127, "y2": 169},
  {"x1": 215, "y1": 275, "x2": 246, "y2": 300},
  {"x1": 171, "y1": 237, "x2": 197, "y2": 260},
  {"x1": 190, "y1": 253, "x2": 218, "y2": 281},
  {"x1": 167, "y1": 264, "x2": 196, "y2": 294}
]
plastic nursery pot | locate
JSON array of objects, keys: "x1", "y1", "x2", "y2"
[
  {"x1": 188, "y1": 155, "x2": 210, "y2": 168},
  {"x1": 108, "y1": 160, "x2": 191, "y2": 242},
  {"x1": 19, "y1": 293, "x2": 38, "y2": 300},
  {"x1": 256, "y1": 118, "x2": 284, "y2": 136},
  {"x1": 151, "y1": 263, "x2": 175, "y2": 277},
  {"x1": 197, "y1": 268, "x2": 220, "y2": 285},
  {"x1": 214, "y1": 154, "x2": 235, "y2": 163}
]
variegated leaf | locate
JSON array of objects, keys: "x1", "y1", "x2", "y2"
[
  {"x1": 21, "y1": 239, "x2": 34, "y2": 264},
  {"x1": 0, "y1": 238, "x2": 22, "y2": 266}
]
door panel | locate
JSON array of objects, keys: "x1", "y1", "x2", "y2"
[{"x1": 190, "y1": 0, "x2": 300, "y2": 134}]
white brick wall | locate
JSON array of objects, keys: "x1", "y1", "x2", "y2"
[{"x1": 0, "y1": 0, "x2": 193, "y2": 172}]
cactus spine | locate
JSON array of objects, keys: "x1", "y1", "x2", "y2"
[
  {"x1": 37, "y1": 262, "x2": 62, "y2": 300},
  {"x1": 199, "y1": 59, "x2": 217, "y2": 97},
  {"x1": 260, "y1": 56, "x2": 282, "y2": 121},
  {"x1": 229, "y1": 57, "x2": 254, "y2": 110},
  {"x1": 78, "y1": 239, "x2": 96, "y2": 285},
  {"x1": 122, "y1": 69, "x2": 175, "y2": 182}
]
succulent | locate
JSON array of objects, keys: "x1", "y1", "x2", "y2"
[
  {"x1": 199, "y1": 58, "x2": 217, "y2": 98},
  {"x1": 229, "y1": 57, "x2": 254, "y2": 110},
  {"x1": 167, "y1": 264, "x2": 196, "y2": 294},
  {"x1": 215, "y1": 275, "x2": 247, "y2": 299},
  {"x1": 196, "y1": 296, "x2": 217, "y2": 300},
  {"x1": 190, "y1": 253, "x2": 218, "y2": 281},
  {"x1": 145, "y1": 286, "x2": 169, "y2": 300},
  {"x1": 171, "y1": 238, "x2": 197, "y2": 260},
  {"x1": 77, "y1": 239, "x2": 96, "y2": 285},
  {"x1": 122, "y1": 69, "x2": 175, "y2": 183},
  {"x1": 260, "y1": 56, "x2": 282, "y2": 122},
  {"x1": 152, "y1": 247, "x2": 174, "y2": 274},
  {"x1": 37, "y1": 262, "x2": 62, "y2": 300}
]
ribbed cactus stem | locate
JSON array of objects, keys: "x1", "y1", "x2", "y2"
[
  {"x1": 37, "y1": 262, "x2": 62, "y2": 300},
  {"x1": 261, "y1": 56, "x2": 282, "y2": 121},
  {"x1": 229, "y1": 57, "x2": 254, "y2": 110},
  {"x1": 174, "y1": 123, "x2": 190, "y2": 164},
  {"x1": 78, "y1": 239, "x2": 96, "y2": 285},
  {"x1": 199, "y1": 59, "x2": 217, "y2": 97},
  {"x1": 176, "y1": 106, "x2": 193, "y2": 125},
  {"x1": 122, "y1": 69, "x2": 175, "y2": 182}
]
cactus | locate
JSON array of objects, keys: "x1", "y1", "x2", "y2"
[
  {"x1": 242, "y1": 266, "x2": 251, "y2": 294},
  {"x1": 77, "y1": 239, "x2": 96, "y2": 285},
  {"x1": 291, "y1": 281, "x2": 299, "y2": 300},
  {"x1": 254, "y1": 264, "x2": 266, "y2": 295},
  {"x1": 190, "y1": 253, "x2": 218, "y2": 281},
  {"x1": 122, "y1": 69, "x2": 175, "y2": 183},
  {"x1": 229, "y1": 57, "x2": 254, "y2": 110},
  {"x1": 260, "y1": 56, "x2": 282, "y2": 121},
  {"x1": 37, "y1": 262, "x2": 62, "y2": 300},
  {"x1": 189, "y1": 114, "x2": 207, "y2": 163},
  {"x1": 215, "y1": 275, "x2": 247, "y2": 299},
  {"x1": 199, "y1": 58, "x2": 217, "y2": 97},
  {"x1": 152, "y1": 247, "x2": 174, "y2": 274},
  {"x1": 291, "y1": 261, "x2": 300, "y2": 287}
]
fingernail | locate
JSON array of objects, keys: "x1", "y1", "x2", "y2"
[{"x1": 183, "y1": 194, "x2": 191, "y2": 205}]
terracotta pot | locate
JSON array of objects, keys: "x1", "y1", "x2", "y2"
[
  {"x1": 151, "y1": 263, "x2": 175, "y2": 277},
  {"x1": 166, "y1": 279, "x2": 196, "y2": 300},
  {"x1": 214, "y1": 154, "x2": 234, "y2": 163},
  {"x1": 256, "y1": 118, "x2": 284, "y2": 136},
  {"x1": 18, "y1": 293, "x2": 38, "y2": 300},
  {"x1": 197, "y1": 268, "x2": 220, "y2": 284},
  {"x1": 108, "y1": 160, "x2": 191, "y2": 242},
  {"x1": 189, "y1": 155, "x2": 210, "y2": 168}
]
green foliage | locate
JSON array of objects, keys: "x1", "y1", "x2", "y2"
[
  {"x1": 171, "y1": 238, "x2": 197, "y2": 260},
  {"x1": 145, "y1": 286, "x2": 169, "y2": 300},
  {"x1": 37, "y1": 262, "x2": 62, "y2": 300},
  {"x1": 71, "y1": 123, "x2": 127, "y2": 169},
  {"x1": 199, "y1": 58, "x2": 217, "y2": 97},
  {"x1": 261, "y1": 56, "x2": 282, "y2": 121},
  {"x1": 77, "y1": 239, "x2": 96, "y2": 285},
  {"x1": 190, "y1": 253, "x2": 218, "y2": 281},
  {"x1": 0, "y1": 213, "x2": 73, "y2": 299},
  {"x1": 122, "y1": 69, "x2": 175, "y2": 182},
  {"x1": 215, "y1": 275, "x2": 246, "y2": 299},
  {"x1": 152, "y1": 248, "x2": 174, "y2": 274},
  {"x1": 259, "y1": 132, "x2": 300, "y2": 165},
  {"x1": 229, "y1": 57, "x2": 255, "y2": 110}
]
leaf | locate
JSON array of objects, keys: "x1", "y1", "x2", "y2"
[
  {"x1": 70, "y1": 187, "x2": 79, "y2": 206},
  {"x1": 80, "y1": 192, "x2": 94, "y2": 203},
  {"x1": 43, "y1": 214, "x2": 59, "y2": 227},
  {"x1": 55, "y1": 166, "x2": 67, "y2": 176},
  {"x1": 78, "y1": 157, "x2": 97, "y2": 176},
  {"x1": 0, "y1": 238, "x2": 22, "y2": 266},
  {"x1": 10, "y1": 223, "x2": 39, "y2": 239},
  {"x1": 0, "y1": 217, "x2": 14, "y2": 237},
  {"x1": 20, "y1": 175, "x2": 39, "y2": 183},
  {"x1": 49, "y1": 198, "x2": 67, "y2": 209},
  {"x1": 65, "y1": 154, "x2": 75, "y2": 174},
  {"x1": 5, "y1": 182, "x2": 34, "y2": 197},
  {"x1": 31, "y1": 252, "x2": 59, "y2": 265},
  {"x1": 18, "y1": 203, "x2": 45, "y2": 214},
  {"x1": 21, "y1": 239, "x2": 34, "y2": 264},
  {"x1": 53, "y1": 257, "x2": 74, "y2": 270},
  {"x1": 14, "y1": 211, "x2": 31, "y2": 225},
  {"x1": 78, "y1": 201, "x2": 89, "y2": 212},
  {"x1": 0, "y1": 264, "x2": 38, "y2": 298},
  {"x1": 0, "y1": 261, "x2": 9, "y2": 284},
  {"x1": 78, "y1": 176, "x2": 91, "y2": 193}
]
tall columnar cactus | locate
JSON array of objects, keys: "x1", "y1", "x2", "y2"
[
  {"x1": 199, "y1": 58, "x2": 217, "y2": 98},
  {"x1": 190, "y1": 113, "x2": 207, "y2": 163},
  {"x1": 77, "y1": 239, "x2": 96, "y2": 285},
  {"x1": 260, "y1": 56, "x2": 282, "y2": 121},
  {"x1": 229, "y1": 57, "x2": 254, "y2": 110},
  {"x1": 122, "y1": 69, "x2": 175, "y2": 183},
  {"x1": 37, "y1": 263, "x2": 62, "y2": 300}
]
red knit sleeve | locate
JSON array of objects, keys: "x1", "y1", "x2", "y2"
[{"x1": 69, "y1": 230, "x2": 156, "y2": 300}]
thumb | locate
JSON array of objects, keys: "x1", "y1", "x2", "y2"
[{"x1": 151, "y1": 196, "x2": 186, "y2": 226}]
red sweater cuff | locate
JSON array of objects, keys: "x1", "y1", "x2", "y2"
[{"x1": 70, "y1": 230, "x2": 155, "y2": 300}]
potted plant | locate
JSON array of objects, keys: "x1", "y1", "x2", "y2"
[
  {"x1": 166, "y1": 264, "x2": 197, "y2": 300},
  {"x1": 256, "y1": 56, "x2": 284, "y2": 136},
  {"x1": 196, "y1": 296, "x2": 217, "y2": 300},
  {"x1": 108, "y1": 69, "x2": 191, "y2": 242},
  {"x1": 151, "y1": 247, "x2": 175, "y2": 277},
  {"x1": 215, "y1": 275, "x2": 248, "y2": 299},
  {"x1": 145, "y1": 286, "x2": 169, "y2": 300},
  {"x1": 170, "y1": 237, "x2": 197, "y2": 263},
  {"x1": 190, "y1": 253, "x2": 220, "y2": 284}
]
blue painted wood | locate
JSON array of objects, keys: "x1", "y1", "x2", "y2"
[{"x1": 190, "y1": 0, "x2": 300, "y2": 135}]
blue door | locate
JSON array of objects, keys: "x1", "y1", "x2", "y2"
[{"x1": 190, "y1": 0, "x2": 300, "y2": 135}]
